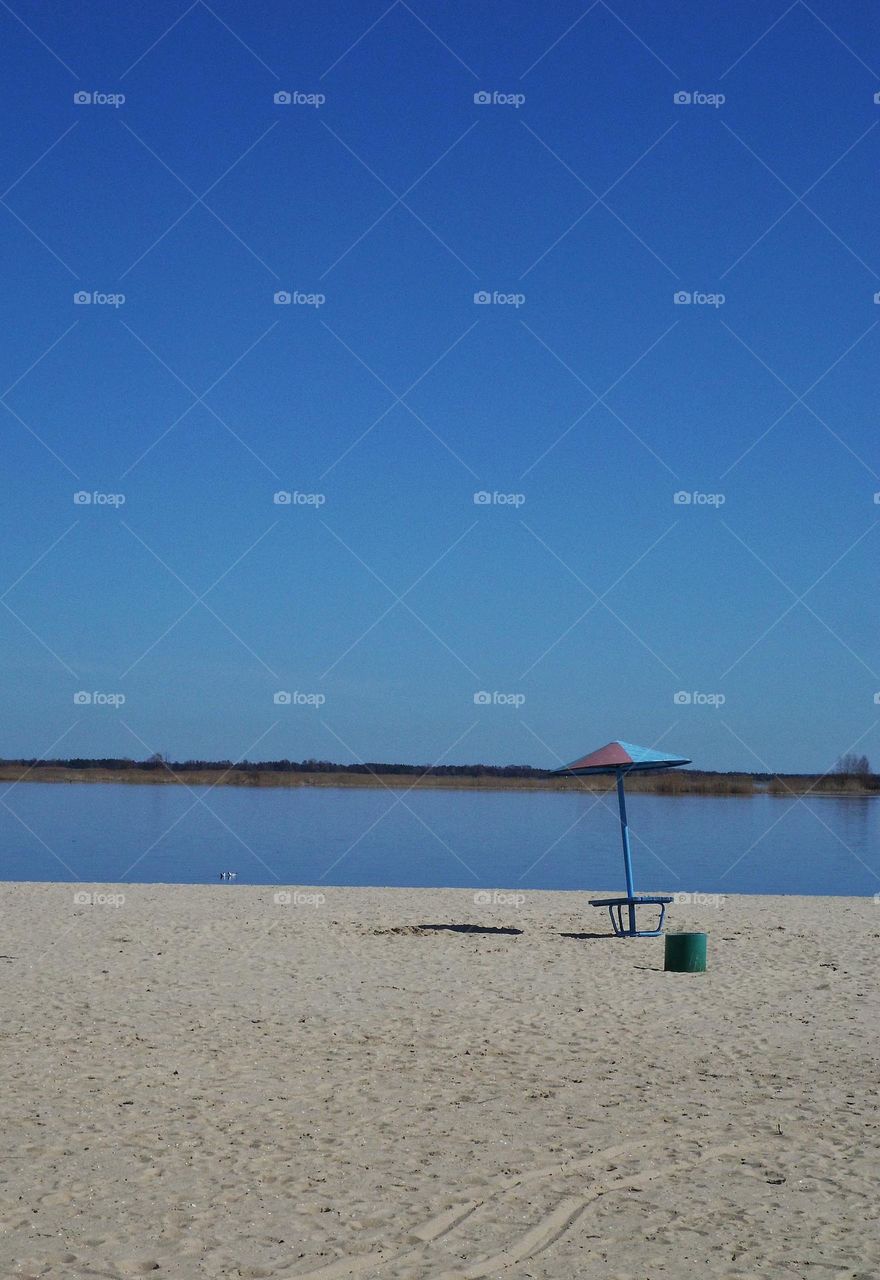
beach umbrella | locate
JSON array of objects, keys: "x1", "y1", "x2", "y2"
[{"x1": 553, "y1": 740, "x2": 691, "y2": 936}]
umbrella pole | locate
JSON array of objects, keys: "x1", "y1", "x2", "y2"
[{"x1": 615, "y1": 768, "x2": 636, "y2": 934}]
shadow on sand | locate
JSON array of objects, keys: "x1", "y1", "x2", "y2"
[
  {"x1": 559, "y1": 931, "x2": 617, "y2": 941},
  {"x1": 374, "y1": 923, "x2": 523, "y2": 936}
]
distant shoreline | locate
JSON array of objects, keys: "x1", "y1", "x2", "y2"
[{"x1": 0, "y1": 765, "x2": 876, "y2": 797}]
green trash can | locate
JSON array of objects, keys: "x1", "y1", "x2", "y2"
[{"x1": 664, "y1": 931, "x2": 707, "y2": 973}]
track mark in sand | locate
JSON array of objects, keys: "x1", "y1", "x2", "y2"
[
  {"x1": 409, "y1": 1200, "x2": 483, "y2": 1243},
  {"x1": 291, "y1": 1138, "x2": 759, "y2": 1279},
  {"x1": 437, "y1": 1194, "x2": 589, "y2": 1280},
  {"x1": 292, "y1": 1139, "x2": 651, "y2": 1277},
  {"x1": 436, "y1": 1140, "x2": 762, "y2": 1280},
  {"x1": 492, "y1": 1137, "x2": 654, "y2": 1192}
]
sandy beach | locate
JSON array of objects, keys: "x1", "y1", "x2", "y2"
[{"x1": 1, "y1": 884, "x2": 877, "y2": 1279}]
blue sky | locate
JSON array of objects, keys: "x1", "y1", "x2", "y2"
[{"x1": 0, "y1": 0, "x2": 877, "y2": 773}]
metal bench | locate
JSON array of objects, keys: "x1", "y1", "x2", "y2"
[{"x1": 589, "y1": 895, "x2": 674, "y2": 938}]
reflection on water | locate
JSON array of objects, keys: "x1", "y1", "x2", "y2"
[{"x1": 0, "y1": 783, "x2": 877, "y2": 895}]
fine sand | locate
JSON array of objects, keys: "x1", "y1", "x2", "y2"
[{"x1": 0, "y1": 884, "x2": 877, "y2": 1279}]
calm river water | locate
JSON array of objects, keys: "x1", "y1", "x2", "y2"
[{"x1": 0, "y1": 783, "x2": 876, "y2": 895}]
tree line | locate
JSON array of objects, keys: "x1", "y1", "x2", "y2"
[{"x1": 0, "y1": 755, "x2": 557, "y2": 778}]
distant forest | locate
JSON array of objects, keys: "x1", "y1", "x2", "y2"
[{"x1": 2, "y1": 756, "x2": 557, "y2": 777}]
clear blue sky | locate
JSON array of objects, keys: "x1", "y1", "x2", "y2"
[{"x1": 1, "y1": 0, "x2": 877, "y2": 773}]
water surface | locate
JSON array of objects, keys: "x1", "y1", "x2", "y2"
[{"x1": 0, "y1": 783, "x2": 877, "y2": 895}]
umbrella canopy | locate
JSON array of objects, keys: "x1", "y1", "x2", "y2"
[{"x1": 553, "y1": 740, "x2": 691, "y2": 776}]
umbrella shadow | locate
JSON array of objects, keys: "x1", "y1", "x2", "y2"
[
  {"x1": 375, "y1": 923, "x2": 523, "y2": 936},
  {"x1": 416, "y1": 923, "x2": 523, "y2": 936},
  {"x1": 559, "y1": 931, "x2": 617, "y2": 941}
]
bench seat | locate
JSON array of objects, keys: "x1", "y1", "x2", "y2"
[{"x1": 588, "y1": 894, "x2": 673, "y2": 938}]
